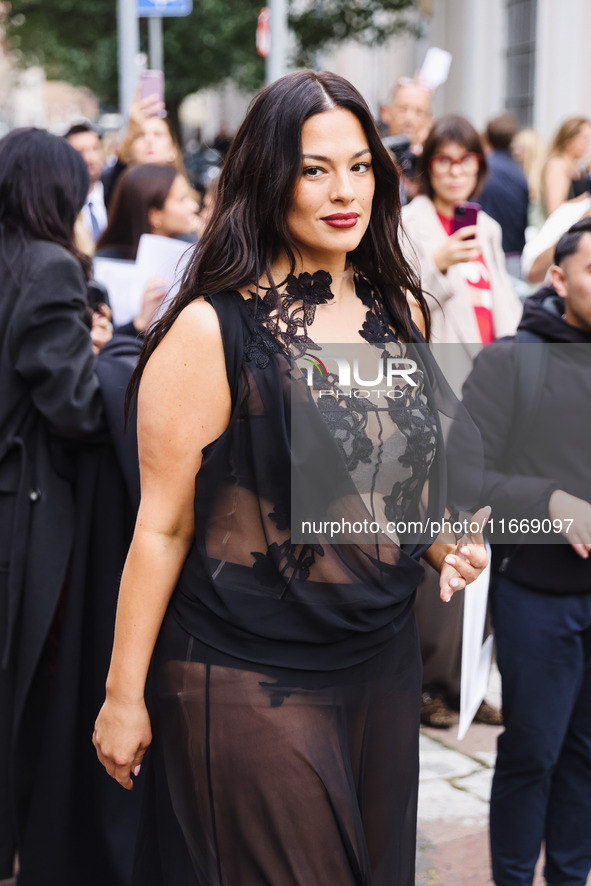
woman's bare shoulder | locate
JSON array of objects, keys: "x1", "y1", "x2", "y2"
[
  {"x1": 173, "y1": 297, "x2": 224, "y2": 338},
  {"x1": 138, "y1": 298, "x2": 231, "y2": 459},
  {"x1": 141, "y1": 298, "x2": 227, "y2": 400}
]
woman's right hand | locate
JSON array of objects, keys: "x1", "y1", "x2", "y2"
[
  {"x1": 432, "y1": 226, "x2": 481, "y2": 274},
  {"x1": 128, "y1": 88, "x2": 165, "y2": 136},
  {"x1": 93, "y1": 695, "x2": 152, "y2": 790},
  {"x1": 134, "y1": 277, "x2": 168, "y2": 332}
]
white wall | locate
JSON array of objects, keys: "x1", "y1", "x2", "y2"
[
  {"x1": 319, "y1": 34, "x2": 417, "y2": 119},
  {"x1": 535, "y1": 0, "x2": 591, "y2": 141},
  {"x1": 180, "y1": 0, "x2": 591, "y2": 146},
  {"x1": 427, "y1": 0, "x2": 506, "y2": 127},
  {"x1": 322, "y1": 0, "x2": 507, "y2": 128}
]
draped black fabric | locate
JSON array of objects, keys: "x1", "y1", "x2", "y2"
[
  {"x1": 172, "y1": 276, "x2": 439, "y2": 670},
  {"x1": 136, "y1": 273, "x2": 482, "y2": 886}
]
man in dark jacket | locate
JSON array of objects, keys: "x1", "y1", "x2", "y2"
[
  {"x1": 461, "y1": 218, "x2": 591, "y2": 885},
  {"x1": 479, "y1": 114, "x2": 529, "y2": 279}
]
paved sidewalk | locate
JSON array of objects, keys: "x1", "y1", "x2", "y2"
[
  {"x1": 415, "y1": 671, "x2": 591, "y2": 885},
  {"x1": 416, "y1": 719, "x2": 502, "y2": 885}
]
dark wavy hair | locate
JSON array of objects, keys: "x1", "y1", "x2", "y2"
[
  {"x1": 0, "y1": 127, "x2": 91, "y2": 277},
  {"x1": 418, "y1": 114, "x2": 488, "y2": 200},
  {"x1": 96, "y1": 163, "x2": 178, "y2": 260},
  {"x1": 128, "y1": 70, "x2": 430, "y2": 406}
]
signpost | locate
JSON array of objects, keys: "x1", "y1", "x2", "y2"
[
  {"x1": 264, "y1": 0, "x2": 287, "y2": 85},
  {"x1": 118, "y1": 0, "x2": 140, "y2": 117},
  {"x1": 136, "y1": 0, "x2": 193, "y2": 91}
]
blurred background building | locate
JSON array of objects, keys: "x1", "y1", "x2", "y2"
[{"x1": 1, "y1": 0, "x2": 590, "y2": 146}]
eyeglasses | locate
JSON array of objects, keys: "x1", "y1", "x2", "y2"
[{"x1": 430, "y1": 153, "x2": 481, "y2": 175}]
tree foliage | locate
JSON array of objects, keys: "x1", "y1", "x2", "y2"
[
  {"x1": 5, "y1": 0, "x2": 419, "y2": 109},
  {"x1": 290, "y1": 0, "x2": 419, "y2": 67}
]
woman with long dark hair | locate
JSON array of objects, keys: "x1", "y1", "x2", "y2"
[
  {"x1": 0, "y1": 128, "x2": 120, "y2": 883},
  {"x1": 95, "y1": 164, "x2": 198, "y2": 333},
  {"x1": 93, "y1": 72, "x2": 488, "y2": 885},
  {"x1": 96, "y1": 164, "x2": 198, "y2": 262}
]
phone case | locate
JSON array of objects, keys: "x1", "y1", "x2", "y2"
[
  {"x1": 452, "y1": 201, "x2": 480, "y2": 236},
  {"x1": 139, "y1": 70, "x2": 164, "y2": 102}
]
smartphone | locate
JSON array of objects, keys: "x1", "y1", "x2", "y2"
[
  {"x1": 452, "y1": 201, "x2": 480, "y2": 238},
  {"x1": 139, "y1": 69, "x2": 164, "y2": 104}
]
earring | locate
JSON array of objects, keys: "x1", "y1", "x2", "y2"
[
  {"x1": 167, "y1": 152, "x2": 176, "y2": 164},
  {"x1": 153, "y1": 219, "x2": 162, "y2": 229}
]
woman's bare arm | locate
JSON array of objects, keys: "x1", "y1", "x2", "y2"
[
  {"x1": 93, "y1": 298, "x2": 231, "y2": 789},
  {"x1": 543, "y1": 157, "x2": 571, "y2": 216}
]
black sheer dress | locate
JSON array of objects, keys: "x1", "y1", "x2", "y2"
[{"x1": 134, "y1": 272, "x2": 444, "y2": 886}]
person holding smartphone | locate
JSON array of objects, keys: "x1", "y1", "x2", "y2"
[
  {"x1": 102, "y1": 77, "x2": 188, "y2": 210},
  {"x1": 402, "y1": 114, "x2": 521, "y2": 378},
  {"x1": 401, "y1": 115, "x2": 522, "y2": 729}
]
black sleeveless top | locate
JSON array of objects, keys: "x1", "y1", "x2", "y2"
[{"x1": 171, "y1": 272, "x2": 453, "y2": 671}]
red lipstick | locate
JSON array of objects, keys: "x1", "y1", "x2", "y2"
[{"x1": 321, "y1": 213, "x2": 359, "y2": 228}]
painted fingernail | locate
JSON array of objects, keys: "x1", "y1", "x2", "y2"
[
  {"x1": 133, "y1": 765, "x2": 141, "y2": 777},
  {"x1": 441, "y1": 592, "x2": 451, "y2": 603},
  {"x1": 445, "y1": 556, "x2": 456, "y2": 566},
  {"x1": 461, "y1": 546, "x2": 471, "y2": 555},
  {"x1": 450, "y1": 578, "x2": 459, "y2": 588}
]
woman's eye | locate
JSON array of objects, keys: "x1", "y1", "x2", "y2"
[
  {"x1": 352, "y1": 162, "x2": 372, "y2": 173},
  {"x1": 302, "y1": 166, "x2": 324, "y2": 178}
]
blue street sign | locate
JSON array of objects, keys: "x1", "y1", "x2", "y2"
[{"x1": 137, "y1": 0, "x2": 193, "y2": 16}]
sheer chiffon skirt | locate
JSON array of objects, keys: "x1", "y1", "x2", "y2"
[{"x1": 139, "y1": 610, "x2": 422, "y2": 886}]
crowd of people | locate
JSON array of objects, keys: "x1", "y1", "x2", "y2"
[{"x1": 0, "y1": 65, "x2": 590, "y2": 886}]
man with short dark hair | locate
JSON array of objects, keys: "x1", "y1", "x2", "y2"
[
  {"x1": 479, "y1": 114, "x2": 529, "y2": 277},
  {"x1": 65, "y1": 121, "x2": 107, "y2": 242},
  {"x1": 461, "y1": 218, "x2": 591, "y2": 885}
]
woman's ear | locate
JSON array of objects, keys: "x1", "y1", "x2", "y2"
[{"x1": 148, "y1": 207, "x2": 162, "y2": 232}]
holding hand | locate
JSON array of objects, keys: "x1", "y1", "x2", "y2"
[
  {"x1": 128, "y1": 88, "x2": 165, "y2": 137},
  {"x1": 90, "y1": 304, "x2": 113, "y2": 354},
  {"x1": 432, "y1": 226, "x2": 481, "y2": 274},
  {"x1": 438, "y1": 505, "x2": 491, "y2": 602},
  {"x1": 134, "y1": 277, "x2": 168, "y2": 333}
]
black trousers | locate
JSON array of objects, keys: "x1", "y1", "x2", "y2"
[{"x1": 490, "y1": 575, "x2": 591, "y2": 886}]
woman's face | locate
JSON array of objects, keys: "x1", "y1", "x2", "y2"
[
  {"x1": 150, "y1": 175, "x2": 198, "y2": 237},
  {"x1": 286, "y1": 108, "x2": 375, "y2": 269},
  {"x1": 567, "y1": 123, "x2": 591, "y2": 160},
  {"x1": 428, "y1": 140, "x2": 480, "y2": 208},
  {"x1": 133, "y1": 117, "x2": 178, "y2": 165}
]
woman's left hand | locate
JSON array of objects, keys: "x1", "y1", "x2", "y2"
[{"x1": 438, "y1": 506, "x2": 490, "y2": 602}]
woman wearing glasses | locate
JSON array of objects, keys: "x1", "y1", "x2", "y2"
[
  {"x1": 401, "y1": 115, "x2": 521, "y2": 730},
  {"x1": 402, "y1": 114, "x2": 521, "y2": 373}
]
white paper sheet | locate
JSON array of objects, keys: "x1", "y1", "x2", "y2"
[
  {"x1": 92, "y1": 257, "x2": 140, "y2": 326},
  {"x1": 135, "y1": 233, "x2": 194, "y2": 319},
  {"x1": 93, "y1": 235, "x2": 195, "y2": 327},
  {"x1": 419, "y1": 47, "x2": 452, "y2": 90},
  {"x1": 458, "y1": 543, "x2": 493, "y2": 740}
]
